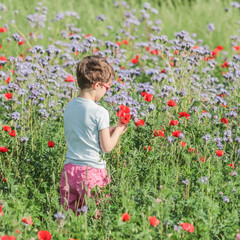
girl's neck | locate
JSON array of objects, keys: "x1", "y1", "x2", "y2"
[{"x1": 78, "y1": 89, "x2": 96, "y2": 101}]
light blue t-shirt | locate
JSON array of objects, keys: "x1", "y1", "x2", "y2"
[{"x1": 63, "y1": 97, "x2": 109, "y2": 169}]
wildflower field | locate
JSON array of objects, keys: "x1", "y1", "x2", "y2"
[{"x1": 0, "y1": 0, "x2": 240, "y2": 239}]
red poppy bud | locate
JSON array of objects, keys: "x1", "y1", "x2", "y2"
[
  {"x1": 220, "y1": 118, "x2": 228, "y2": 124},
  {"x1": 8, "y1": 130, "x2": 16, "y2": 137},
  {"x1": 4, "y1": 93, "x2": 12, "y2": 100},
  {"x1": 135, "y1": 119, "x2": 145, "y2": 126},
  {"x1": 216, "y1": 150, "x2": 225, "y2": 156},
  {"x1": 144, "y1": 93, "x2": 153, "y2": 102},
  {"x1": 181, "y1": 223, "x2": 194, "y2": 233},
  {"x1": 37, "y1": 230, "x2": 52, "y2": 240},
  {"x1": 131, "y1": 58, "x2": 138, "y2": 64},
  {"x1": 172, "y1": 130, "x2": 182, "y2": 137},
  {"x1": 0, "y1": 147, "x2": 8, "y2": 153},
  {"x1": 153, "y1": 130, "x2": 165, "y2": 137},
  {"x1": 3, "y1": 125, "x2": 11, "y2": 132},
  {"x1": 179, "y1": 141, "x2": 186, "y2": 147},
  {"x1": 48, "y1": 141, "x2": 55, "y2": 148},
  {"x1": 169, "y1": 120, "x2": 179, "y2": 126},
  {"x1": 65, "y1": 75, "x2": 76, "y2": 82},
  {"x1": 119, "y1": 105, "x2": 130, "y2": 113},
  {"x1": 167, "y1": 100, "x2": 176, "y2": 107},
  {"x1": 149, "y1": 216, "x2": 160, "y2": 227},
  {"x1": 122, "y1": 213, "x2": 130, "y2": 222}
]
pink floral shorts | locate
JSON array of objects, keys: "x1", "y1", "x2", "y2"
[{"x1": 60, "y1": 163, "x2": 111, "y2": 213}]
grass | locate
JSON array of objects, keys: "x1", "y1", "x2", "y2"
[{"x1": 0, "y1": 0, "x2": 240, "y2": 239}]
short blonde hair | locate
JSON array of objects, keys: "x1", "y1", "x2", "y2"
[{"x1": 76, "y1": 55, "x2": 115, "y2": 90}]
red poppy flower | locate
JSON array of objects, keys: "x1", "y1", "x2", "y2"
[
  {"x1": 121, "y1": 113, "x2": 131, "y2": 124},
  {"x1": 3, "y1": 125, "x2": 11, "y2": 132},
  {"x1": 115, "y1": 41, "x2": 121, "y2": 46},
  {"x1": 122, "y1": 40, "x2": 128, "y2": 45},
  {"x1": 131, "y1": 58, "x2": 138, "y2": 64},
  {"x1": 181, "y1": 223, "x2": 194, "y2": 233},
  {"x1": 216, "y1": 45, "x2": 224, "y2": 51},
  {"x1": 234, "y1": 46, "x2": 240, "y2": 51},
  {"x1": 4, "y1": 93, "x2": 12, "y2": 100},
  {"x1": 172, "y1": 130, "x2": 182, "y2": 137},
  {"x1": 48, "y1": 141, "x2": 55, "y2": 148},
  {"x1": 136, "y1": 55, "x2": 140, "y2": 59},
  {"x1": 169, "y1": 120, "x2": 179, "y2": 126},
  {"x1": 228, "y1": 163, "x2": 235, "y2": 169},
  {"x1": 18, "y1": 40, "x2": 24, "y2": 45},
  {"x1": 144, "y1": 146, "x2": 153, "y2": 151},
  {"x1": 187, "y1": 148, "x2": 196, "y2": 153},
  {"x1": 84, "y1": 34, "x2": 91, "y2": 38},
  {"x1": 2, "y1": 177, "x2": 6, "y2": 182},
  {"x1": 1, "y1": 236, "x2": 16, "y2": 240},
  {"x1": 216, "y1": 150, "x2": 225, "y2": 156},
  {"x1": 179, "y1": 112, "x2": 190, "y2": 119},
  {"x1": 0, "y1": 206, "x2": 4, "y2": 216},
  {"x1": 221, "y1": 61, "x2": 228, "y2": 68},
  {"x1": 8, "y1": 130, "x2": 16, "y2": 137},
  {"x1": 116, "y1": 110, "x2": 125, "y2": 118},
  {"x1": 122, "y1": 213, "x2": 130, "y2": 222},
  {"x1": 0, "y1": 147, "x2": 8, "y2": 153},
  {"x1": 0, "y1": 27, "x2": 7, "y2": 33},
  {"x1": 22, "y1": 216, "x2": 33, "y2": 225},
  {"x1": 37, "y1": 230, "x2": 52, "y2": 240},
  {"x1": 202, "y1": 110, "x2": 207, "y2": 113},
  {"x1": 0, "y1": 56, "x2": 8, "y2": 62},
  {"x1": 221, "y1": 104, "x2": 227, "y2": 108},
  {"x1": 5, "y1": 77, "x2": 10, "y2": 84},
  {"x1": 135, "y1": 119, "x2": 145, "y2": 126},
  {"x1": 179, "y1": 141, "x2": 186, "y2": 147},
  {"x1": 161, "y1": 69, "x2": 166, "y2": 73},
  {"x1": 65, "y1": 75, "x2": 76, "y2": 82},
  {"x1": 200, "y1": 156, "x2": 207, "y2": 162},
  {"x1": 153, "y1": 129, "x2": 165, "y2": 137},
  {"x1": 16, "y1": 229, "x2": 20, "y2": 234},
  {"x1": 167, "y1": 100, "x2": 176, "y2": 107},
  {"x1": 149, "y1": 216, "x2": 160, "y2": 227},
  {"x1": 150, "y1": 49, "x2": 160, "y2": 55},
  {"x1": 221, "y1": 118, "x2": 228, "y2": 124},
  {"x1": 193, "y1": 45, "x2": 199, "y2": 49},
  {"x1": 170, "y1": 62, "x2": 174, "y2": 67},
  {"x1": 146, "y1": 46, "x2": 150, "y2": 51},
  {"x1": 119, "y1": 105, "x2": 130, "y2": 113},
  {"x1": 144, "y1": 93, "x2": 153, "y2": 102},
  {"x1": 141, "y1": 91, "x2": 148, "y2": 97}
]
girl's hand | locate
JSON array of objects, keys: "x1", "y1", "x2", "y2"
[{"x1": 116, "y1": 119, "x2": 128, "y2": 135}]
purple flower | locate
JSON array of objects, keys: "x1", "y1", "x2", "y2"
[
  {"x1": 21, "y1": 137, "x2": 29, "y2": 143},
  {"x1": 198, "y1": 176, "x2": 208, "y2": 184},
  {"x1": 10, "y1": 111, "x2": 21, "y2": 120},
  {"x1": 207, "y1": 23, "x2": 215, "y2": 32},
  {"x1": 223, "y1": 196, "x2": 230, "y2": 203},
  {"x1": 182, "y1": 179, "x2": 189, "y2": 185}
]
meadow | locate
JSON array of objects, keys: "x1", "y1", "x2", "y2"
[{"x1": 0, "y1": 0, "x2": 240, "y2": 239}]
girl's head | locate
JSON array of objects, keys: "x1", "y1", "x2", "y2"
[{"x1": 76, "y1": 55, "x2": 115, "y2": 90}]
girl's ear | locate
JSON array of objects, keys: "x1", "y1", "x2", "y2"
[{"x1": 93, "y1": 81, "x2": 101, "y2": 89}]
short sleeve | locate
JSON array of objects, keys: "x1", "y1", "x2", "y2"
[{"x1": 96, "y1": 107, "x2": 110, "y2": 130}]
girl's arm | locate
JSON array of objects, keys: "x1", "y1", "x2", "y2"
[{"x1": 99, "y1": 121, "x2": 127, "y2": 153}]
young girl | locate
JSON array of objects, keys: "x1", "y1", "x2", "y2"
[{"x1": 60, "y1": 55, "x2": 127, "y2": 215}]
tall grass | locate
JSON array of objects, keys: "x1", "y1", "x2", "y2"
[{"x1": 0, "y1": 0, "x2": 240, "y2": 239}]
